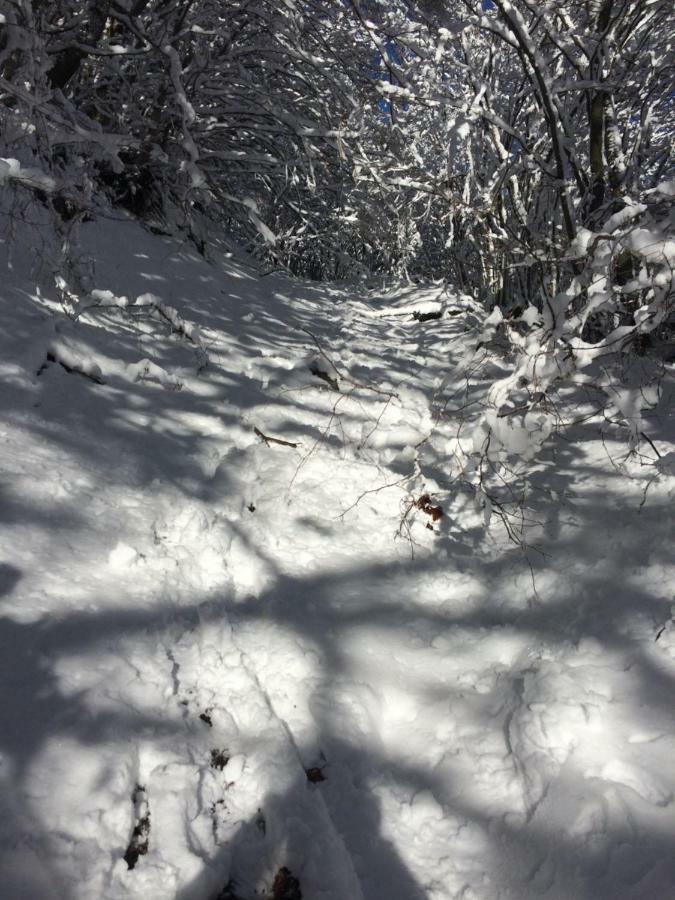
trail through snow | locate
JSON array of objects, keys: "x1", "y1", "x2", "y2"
[{"x1": 1, "y1": 212, "x2": 674, "y2": 900}]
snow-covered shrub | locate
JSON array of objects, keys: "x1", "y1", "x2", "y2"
[{"x1": 444, "y1": 188, "x2": 673, "y2": 540}]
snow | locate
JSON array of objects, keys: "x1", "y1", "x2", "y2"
[
  {"x1": 0, "y1": 157, "x2": 57, "y2": 193},
  {"x1": 1, "y1": 210, "x2": 674, "y2": 900},
  {"x1": 653, "y1": 179, "x2": 675, "y2": 198},
  {"x1": 624, "y1": 227, "x2": 675, "y2": 267}
]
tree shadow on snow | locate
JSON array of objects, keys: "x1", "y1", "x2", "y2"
[
  {"x1": 1, "y1": 495, "x2": 674, "y2": 898},
  {"x1": 175, "y1": 528, "x2": 675, "y2": 899},
  {"x1": 1, "y1": 218, "x2": 674, "y2": 898}
]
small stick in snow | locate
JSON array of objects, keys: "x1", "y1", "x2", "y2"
[
  {"x1": 300, "y1": 327, "x2": 399, "y2": 399},
  {"x1": 37, "y1": 352, "x2": 105, "y2": 385},
  {"x1": 254, "y1": 426, "x2": 298, "y2": 448},
  {"x1": 412, "y1": 309, "x2": 442, "y2": 321},
  {"x1": 123, "y1": 784, "x2": 150, "y2": 870},
  {"x1": 337, "y1": 476, "x2": 410, "y2": 519},
  {"x1": 309, "y1": 361, "x2": 340, "y2": 391},
  {"x1": 640, "y1": 431, "x2": 662, "y2": 459}
]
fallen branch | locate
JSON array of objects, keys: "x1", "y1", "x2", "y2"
[
  {"x1": 301, "y1": 327, "x2": 399, "y2": 399},
  {"x1": 37, "y1": 351, "x2": 105, "y2": 384},
  {"x1": 254, "y1": 426, "x2": 298, "y2": 448},
  {"x1": 412, "y1": 309, "x2": 442, "y2": 322}
]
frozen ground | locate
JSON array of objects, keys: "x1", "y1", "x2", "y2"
[{"x1": 0, "y1": 210, "x2": 674, "y2": 900}]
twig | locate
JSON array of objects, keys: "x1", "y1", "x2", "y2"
[
  {"x1": 300, "y1": 327, "x2": 399, "y2": 399},
  {"x1": 412, "y1": 309, "x2": 442, "y2": 321},
  {"x1": 254, "y1": 426, "x2": 298, "y2": 448},
  {"x1": 309, "y1": 362, "x2": 340, "y2": 391},
  {"x1": 638, "y1": 473, "x2": 659, "y2": 514},
  {"x1": 287, "y1": 392, "x2": 349, "y2": 494},
  {"x1": 640, "y1": 431, "x2": 662, "y2": 459},
  {"x1": 37, "y1": 352, "x2": 105, "y2": 384},
  {"x1": 337, "y1": 476, "x2": 410, "y2": 519}
]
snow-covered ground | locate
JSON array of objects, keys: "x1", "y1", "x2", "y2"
[{"x1": 1, "y1": 209, "x2": 674, "y2": 900}]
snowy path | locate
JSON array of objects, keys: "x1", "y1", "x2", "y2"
[{"x1": 1, "y1": 214, "x2": 674, "y2": 900}]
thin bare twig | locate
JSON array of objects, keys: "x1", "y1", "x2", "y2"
[
  {"x1": 300, "y1": 327, "x2": 399, "y2": 399},
  {"x1": 337, "y1": 475, "x2": 410, "y2": 519},
  {"x1": 254, "y1": 426, "x2": 298, "y2": 448}
]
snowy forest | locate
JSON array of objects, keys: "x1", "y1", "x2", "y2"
[{"x1": 0, "y1": 1, "x2": 674, "y2": 898}]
